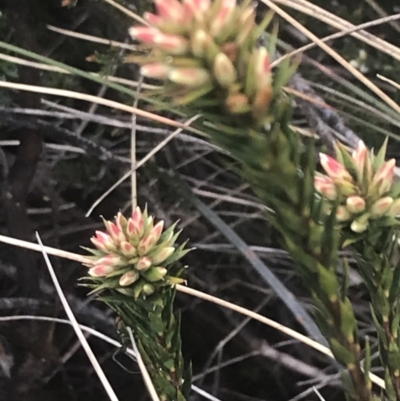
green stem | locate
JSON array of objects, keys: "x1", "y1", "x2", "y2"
[
  {"x1": 102, "y1": 289, "x2": 191, "y2": 401},
  {"x1": 353, "y1": 234, "x2": 400, "y2": 401}
]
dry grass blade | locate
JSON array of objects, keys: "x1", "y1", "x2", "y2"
[
  {"x1": 35, "y1": 233, "x2": 119, "y2": 401},
  {"x1": 127, "y1": 328, "x2": 160, "y2": 401},
  {"x1": 271, "y1": 0, "x2": 400, "y2": 62},
  {"x1": 0, "y1": 233, "x2": 385, "y2": 389},
  {"x1": 103, "y1": 0, "x2": 149, "y2": 26},
  {"x1": 272, "y1": 13, "x2": 400, "y2": 67},
  {"x1": 377, "y1": 75, "x2": 400, "y2": 91},
  {"x1": 262, "y1": 0, "x2": 400, "y2": 114},
  {"x1": 363, "y1": 0, "x2": 400, "y2": 33},
  {"x1": 47, "y1": 25, "x2": 137, "y2": 50},
  {"x1": 0, "y1": 52, "x2": 156, "y2": 89},
  {"x1": 0, "y1": 81, "x2": 205, "y2": 136}
]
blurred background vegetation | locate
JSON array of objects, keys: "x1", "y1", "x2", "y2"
[{"x1": 0, "y1": 0, "x2": 399, "y2": 400}]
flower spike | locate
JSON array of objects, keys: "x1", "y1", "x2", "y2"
[{"x1": 83, "y1": 207, "x2": 191, "y2": 298}]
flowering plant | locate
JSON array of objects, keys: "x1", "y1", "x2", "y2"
[
  {"x1": 84, "y1": 206, "x2": 189, "y2": 298},
  {"x1": 79, "y1": 1, "x2": 400, "y2": 401},
  {"x1": 316, "y1": 140, "x2": 400, "y2": 234}
]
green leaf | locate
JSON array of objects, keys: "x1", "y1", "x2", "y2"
[
  {"x1": 340, "y1": 297, "x2": 357, "y2": 341},
  {"x1": 329, "y1": 338, "x2": 357, "y2": 366},
  {"x1": 373, "y1": 137, "x2": 389, "y2": 170}
]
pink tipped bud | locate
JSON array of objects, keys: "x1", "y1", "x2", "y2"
[
  {"x1": 119, "y1": 270, "x2": 140, "y2": 286},
  {"x1": 183, "y1": 0, "x2": 210, "y2": 17},
  {"x1": 373, "y1": 159, "x2": 396, "y2": 195},
  {"x1": 346, "y1": 196, "x2": 366, "y2": 214},
  {"x1": 141, "y1": 63, "x2": 171, "y2": 80},
  {"x1": 106, "y1": 221, "x2": 126, "y2": 243},
  {"x1": 152, "y1": 246, "x2": 175, "y2": 265},
  {"x1": 95, "y1": 255, "x2": 126, "y2": 267},
  {"x1": 191, "y1": 29, "x2": 207, "y2": 58},
  {"x1": 88, "y1": 264, "x2": 114, "y2": 277},
  {"x1": 143, "y1": 12, "x2": 164, "y2": 26},
  {"x1": 168, "y1": 67, "x2": 211, "y2": 87},
  {"x1": 129, "y1": 26, "x2": 159, "y2": 43},
  {"x1": 213, "y1": 53, "x2": 237, "y2": 88},
  {"x1": 319, "y1": 153, "x2": 352, "y2": 182},
  {"x1": 150, "y1": 221, "x2": 164, "y2": 243},
  {"x1": 136, "y1": 256, "x2": 152, "y2": 271},
  {"x1": 314, "y1": 175, "x2": 337, "y2": 200},
  {"x1": 91, "y1": 231, "x2": 116, "y2": 252},
  {"x1": 115, "y1": 212, "x2": 127, "y2": 232},
  {"x1": 254, "y1": 48, "x2": 271, "y2": 90},
  {"x1": 351, "y1": 140, "x2": 367, "y2": 178},
  {"x1": 155, "y1": 0, "x2": 185, "y2": 22},
  {"x1": 388, "y1": 198, "x2": 400, "y2": 217},
  {"x1": 120, "y1": 241, "x2": 137, "y2": 257},
  {"x1": 210, "y1": 0, "x2": 236, "y2": 37},
  {"x1": 132, "y1": 206, "x2": 143, "y2": 226},
  {"x1": 128, "y1": 207, "x2": 145, "y2": 238},
  {"x1": 336, "y1": 206, "x2": 351, "y2": 222},
  {"x1": 155, "y1": 33, "x2": 189, "y2": 55},
  {"x1": 370, "y1": 196, "x2": 393, "y2": 218},
  {"x1": 138, "y1": 235, "x2": 157, "y2": 256}
]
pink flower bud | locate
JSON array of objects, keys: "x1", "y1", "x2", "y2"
[
  {"x1": 373, "y1": 159, "x2": 396, "y2": 195},
  {"x1": 129, "y1": 26, "x2": 159, "y2": 43},
  {"x1": 119, "y1": 270, "x2": 140, "y2": 286},
  {"x1": 138, "y1": 235, "x2": 157, "y2": 255},
  {"x1": 132, "y1": 206, "x2": 143, "y2": 227},
  {"x1": 120, "y1": 241, "x2": 137, "y2": 257},
  {"x1": 168, "y1": 67, "x2": 211, "y2": 87},
  {"x1": 155, "y1": 33, "x2": 189, "y2": 55},
  {"x1": 152, "y1": 246, "x2": 175, "y2": 265},
  {"x1": 191, "y1": 29, "x2": 207, "y2": 57},
  {"x1": 213, "y1": 53, "x2": 237, "y2": 88},
  {"x1": 319, "y1": 153, "x2": 353, "y2": 182},
  {"x1": 141, "y1": 63, "x2": 171, "y2": 79},
  {"x1": 210, "y1": 0, "x2": 236, "y2": 37},
  {"x1": 183, "y1": 0, "x2": 210, "y2": 17},
  {"x1": 136, "y1": 256, "x2": 152, "y2": 271},
  {"x1": 115, "y1": 212, "x2": 127, "y2": 232},
  {"x1": 150, "y1": 221, "x2": 164, "y2": 243},
  {"x1": 126, "y1": 218, "x2": 140, "y2": 239},
  {"x1": 370, "y1": 196, "x2": 393, "y2": 218},
  {"x1": 336, "y1": 206, "x2": 351, "y2": 222},
  {"x1": 155, "y1": 0, "x2": 185, "y2": 22},
  {"x1": 254, "y1": 48, "x2": 271, "y2": 90},
  {"x1": 88, "y1": 264, "x2": 114, "y2": 277},
  {"x1": 90, "y1": 231, "x2": 116, "y2": 252},
  {"x1": 127, "y1": 207, "x2": 145, "y2": 238},
  {"x1": 346, "y1": 196, "x2": 366, "y2": 214},
  {"x1": 95, "y1": 255, "x2": 126, "y2": 267},
  {"x1": 388, "y1": 198, "x2": 400, "y2": 217},
  {"x1": 351, "y1": 140, "x2": 367, "y2": 179},
  {"x1": 143, "y1": 12, "x2": 164, "y2": 27},
  {"x1": 106, "y1": 221, "x2": 126, "y2": 244},
  {"x1": 314, "y1": 175, "x2": 337, "y2": 200}
]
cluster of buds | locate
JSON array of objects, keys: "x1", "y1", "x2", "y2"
[
  {"x1": 127, "y1": 0, "x2": 280, "y2": 124},
  {"x1": 315, "y1": 140, "x2": 400, "y2": 233},
  {"x1": 84, "y1": 207, "x2": 190, "y2": 298}
]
